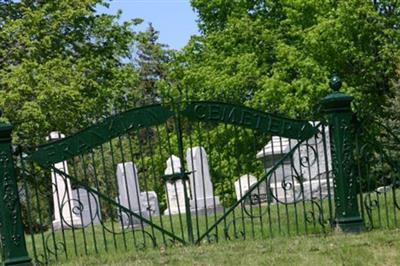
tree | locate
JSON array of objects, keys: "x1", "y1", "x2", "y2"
[
  {"x1": 0, "y1": 0, "x2": 142, "y2": 144},
  {"x1": 155, "y1": 0, "x2": 400, "y2": 201},
  {"x1": 136, "y1": 23, "x2": 171, "y2": 104},
  {"x1": 170, "y1": 0, "x2": 400, "y2": 117}
]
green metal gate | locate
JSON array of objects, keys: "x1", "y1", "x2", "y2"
[{"x1": 2, "y1": 77, "x2": 398, "y2": 265}]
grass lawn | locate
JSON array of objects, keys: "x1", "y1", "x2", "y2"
[
  {"x1": 60, "y1": 228, "x2": 400, "y2": 266},
  {"x1": 24, "y1": 190, "x2": 400, "y2": 265},
  {"x1": 22, "y1": 188, "x2": 400, "y2": 265}
]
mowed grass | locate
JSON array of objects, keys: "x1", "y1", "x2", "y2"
[
  {"x1": 60, "y1": 228, "x2": 400, "y2": 266},
  {"x1": 25, "y1": 189, "x2": 400, "y2": 265}
]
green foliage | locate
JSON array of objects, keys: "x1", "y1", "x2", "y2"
[
  {"x1": 178, "y1": 0, "x2": 400, "y2": 116},
  {"x1": 0, "y1": 0, "x2": 141, "y2": 144},
  {"x1": 136, "y1": 23, "x2": 172, "y2": 104}
]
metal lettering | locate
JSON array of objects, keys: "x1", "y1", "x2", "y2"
[
  {"x1": 240, "y1": 110, "x2": 253, "y2": 126},
  {"x1": 209, "y1": 104, "x2": 221, "y2": 120},
  {"x1": 193, "y1": 104, "x2": 207, "y2": 119},
  {"x1": 227, "y1": 107, "x2": 237, "y2": 123}
]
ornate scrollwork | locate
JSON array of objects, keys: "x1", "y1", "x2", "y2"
[
  {"x1": 305, "y1": 200, "x2": 329, "y2": 230},
  {"x1": 0, "y1": 151, "x2": 22, "y2": 246},
  {"x1": 363, "y1": 194, "x2": 379, "y2": 230},
  {"x1": 299, "y1": 144, "x2": 317, "y2": 168},
  {"x1": 223, "y1": 218, "x2": 246, "y2": 240},
  {"x1": 267, "y1": 174, "x2": 304, "y2": 204},
  {"x1": 59, "y1": 186, "x2": 101, "y2": 229},
  {"x1": 45, "y1": 234, "x2": 66, "y2": 258}
]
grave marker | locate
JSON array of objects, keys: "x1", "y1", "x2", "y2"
[{"x1": 186, "y1": 147, "x2": 221, "y2": 213}]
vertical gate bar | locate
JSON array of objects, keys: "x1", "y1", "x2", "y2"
[
  {"x1": 147, "y1": 126, "x2": 167, "y2": 245},
  {"x1": 174, "y1": 103, "x2": 194, "y2": 244},
  {"x1": 365, "y1": 152, "x2": 373, "y2": 228},
  {"x1": 79, "y1": 154, "x2": 99, "y2": 254},
  {"x1": 270, "y1": 137, "x2": 282, "y2": 234},
  {"x1": 379, "y1": 153, "x2": 390, "y2": 227},
  {"x1": 60, "y1": 159, "x2": 79, "y2": 257},
  {"x1": 89, "y1": 150, "x2": 108, "y2": 252},
  {"x1": 305, "y1": 139, "x2": 317, "y2": 231},
  {"x1": 70, "y1": 160, "x2": 89, "y2": 255},
  {"x1": 132, "y1": 130, "x2": 157, "y2": 242},
  {"x1": 243, "y1": 129, "x2": 255, "y2": 239},
  {"x1": 116, "y1": 136, "x2": 142, "y2": 247},
  {"x1": 214, "y1": 124, "x2": 228, "y2": 240},
  {"x1": 260, "y1": 145, "x2": 273, "y2": 237},
  {"x1": 251, "y1": 132, "x2": 264, "y2": 238},
  {"x1": 233, "y1": 125, "x2": 246, "y2": 239},
  {"x1": 28, "y1": 160, "x2": 50, "y2": 263},
  {"x1": 376, "y1": 190, "x2": 382, "y2": 228},
  {"x1": 107, "y1": 140, "x2": 128, "y2": 250},
  {"x1": 287, "y1": 139, "x2": 300, "y2": 235},
  {"x1": 354, "y1": 132, "x2": 365, "y2": 224},
  {"x1": 224, "y1": 124, "x2": 238, "y2": 238},
  {"x1": 0, "y1": 121, "x2": 32, "y2": 265},
  {"x1": 293, "y1": 141, "x2": 309, "y2": 234},
  {"x1": 204, "y1": 124, "x2": 219, "y2": 241},
  {"x1": 98, "y1": 144, "x2": 118, "y2": 250},
  {"x1": 163, "y1": 124, "x2": 184, "y2": 239},
  {"x1": 278, "y1": 136, "x2": 291, "y2": 235},
  {"x1": 321, "y1": 74, "x2": 363, "y2": 232},
  {"x1": 321, "y1": 124, "x2": 334, "y2": 223},
  {"x1": 312, "y1": 124, "x2": 326, "y2": 229},
  {"x1": 164, "y1": 123, "x2": 185, "y2": 240},
  {"x1": 388, "y1": 148, "x2": 398, "y2": 227},
  {"x1": 196, "y1": 122, "x2": 210, "y2": 240},
  {"x1": 187, "y1": 122, "x2": 200, "y2": 240},
  {"x1": 155, "y1": 125, "x2": 176, "y2": 241}
]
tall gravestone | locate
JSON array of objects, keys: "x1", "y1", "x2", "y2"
[
  {"x1": 116, "y1": 162, "x2": 146, "y2": 227},
  {"x1": 48, "y1": 131, "x2": 82, "y2": 229},
  {"x1": 186, "y1": 147, "x2": 221, "y2": 213},
  {"x1": 164, "y1": 155, "x2": 189, "y2": 215},
  {"x1": 140, "y1": 191, "x2": 160, "y2": 217},
  {"x1": 234, "y1": 174, "x2": 258, "y2": 201},
  {"x1": 71, "y1": 188, "x2": 101, "y2": 227}
]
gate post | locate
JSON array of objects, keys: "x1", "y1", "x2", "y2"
[
  {"x1": 321, "y1": 75, "x2": 363, "y2": 232},
  {"x1": 0, "y1": 120, "x2": 32, "y2": 265}
]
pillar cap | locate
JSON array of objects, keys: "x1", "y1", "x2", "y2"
[{"x1": 321, "y1": 75, "x2": 353, "y2": 112}]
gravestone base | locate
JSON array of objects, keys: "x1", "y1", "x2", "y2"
[
  {"x1": 164, "y1": 207, "x2": 185, "y2": 215},
  {"x1": 190, "y1": 197, "x2": 222, "y2": 214},
  {"x1": 52, "y1": 217, "x2": 83, "y2": 230},
  {"x1": 140, "y1": 191, "x2": 160, "y2": 217},
  {"x1": 120, "y1": 211, "x2": 149, "y2": 229},
  {"x1": 270, "y1": 178, "x2": 334, "y2": 203}
]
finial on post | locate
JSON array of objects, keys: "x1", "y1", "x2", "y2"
[{"x1": 329, "y1": 73, "x2": 342, "y2": 92}]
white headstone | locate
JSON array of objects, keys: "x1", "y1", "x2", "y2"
[
  {"x1": 48, "y1": 132, "x2": 82, "y2": 229},
  {"x1": 256, "y1": 122, "x2": 334, "y2": 203},
  {"x1": 140, "y1": 191, "x2": 159, "y2": 217},
  {"x1": 163, "y1": 155, "x2": 189, "y2": 215},
  {"x1": 234, "y1": 174, "x2": 258, "y2": 201},
  {"x1": 116, "y1": 162, "x2": 146, "y2": 227},
  {"x1": 186, "y1": 147, "x2": 221, "y2": 212},
  {"x1": 71, "y1": 188, "x2": 101, "y2": 227}
]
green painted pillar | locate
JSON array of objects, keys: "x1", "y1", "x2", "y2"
[
  {"x1": 0, "y1": 120, "x2": 32, "y2": 265},
  {"x1": 321, "y1": 75, "x2": 363, "y2": 232}
]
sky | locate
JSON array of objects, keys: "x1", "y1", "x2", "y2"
[{"x1": 96, "y1": 0, "x2": 200, "y2": 50}]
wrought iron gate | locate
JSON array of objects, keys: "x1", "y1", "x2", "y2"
[{"x1": 1, "y1": 77, "x2": 398, "y2": 265}]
